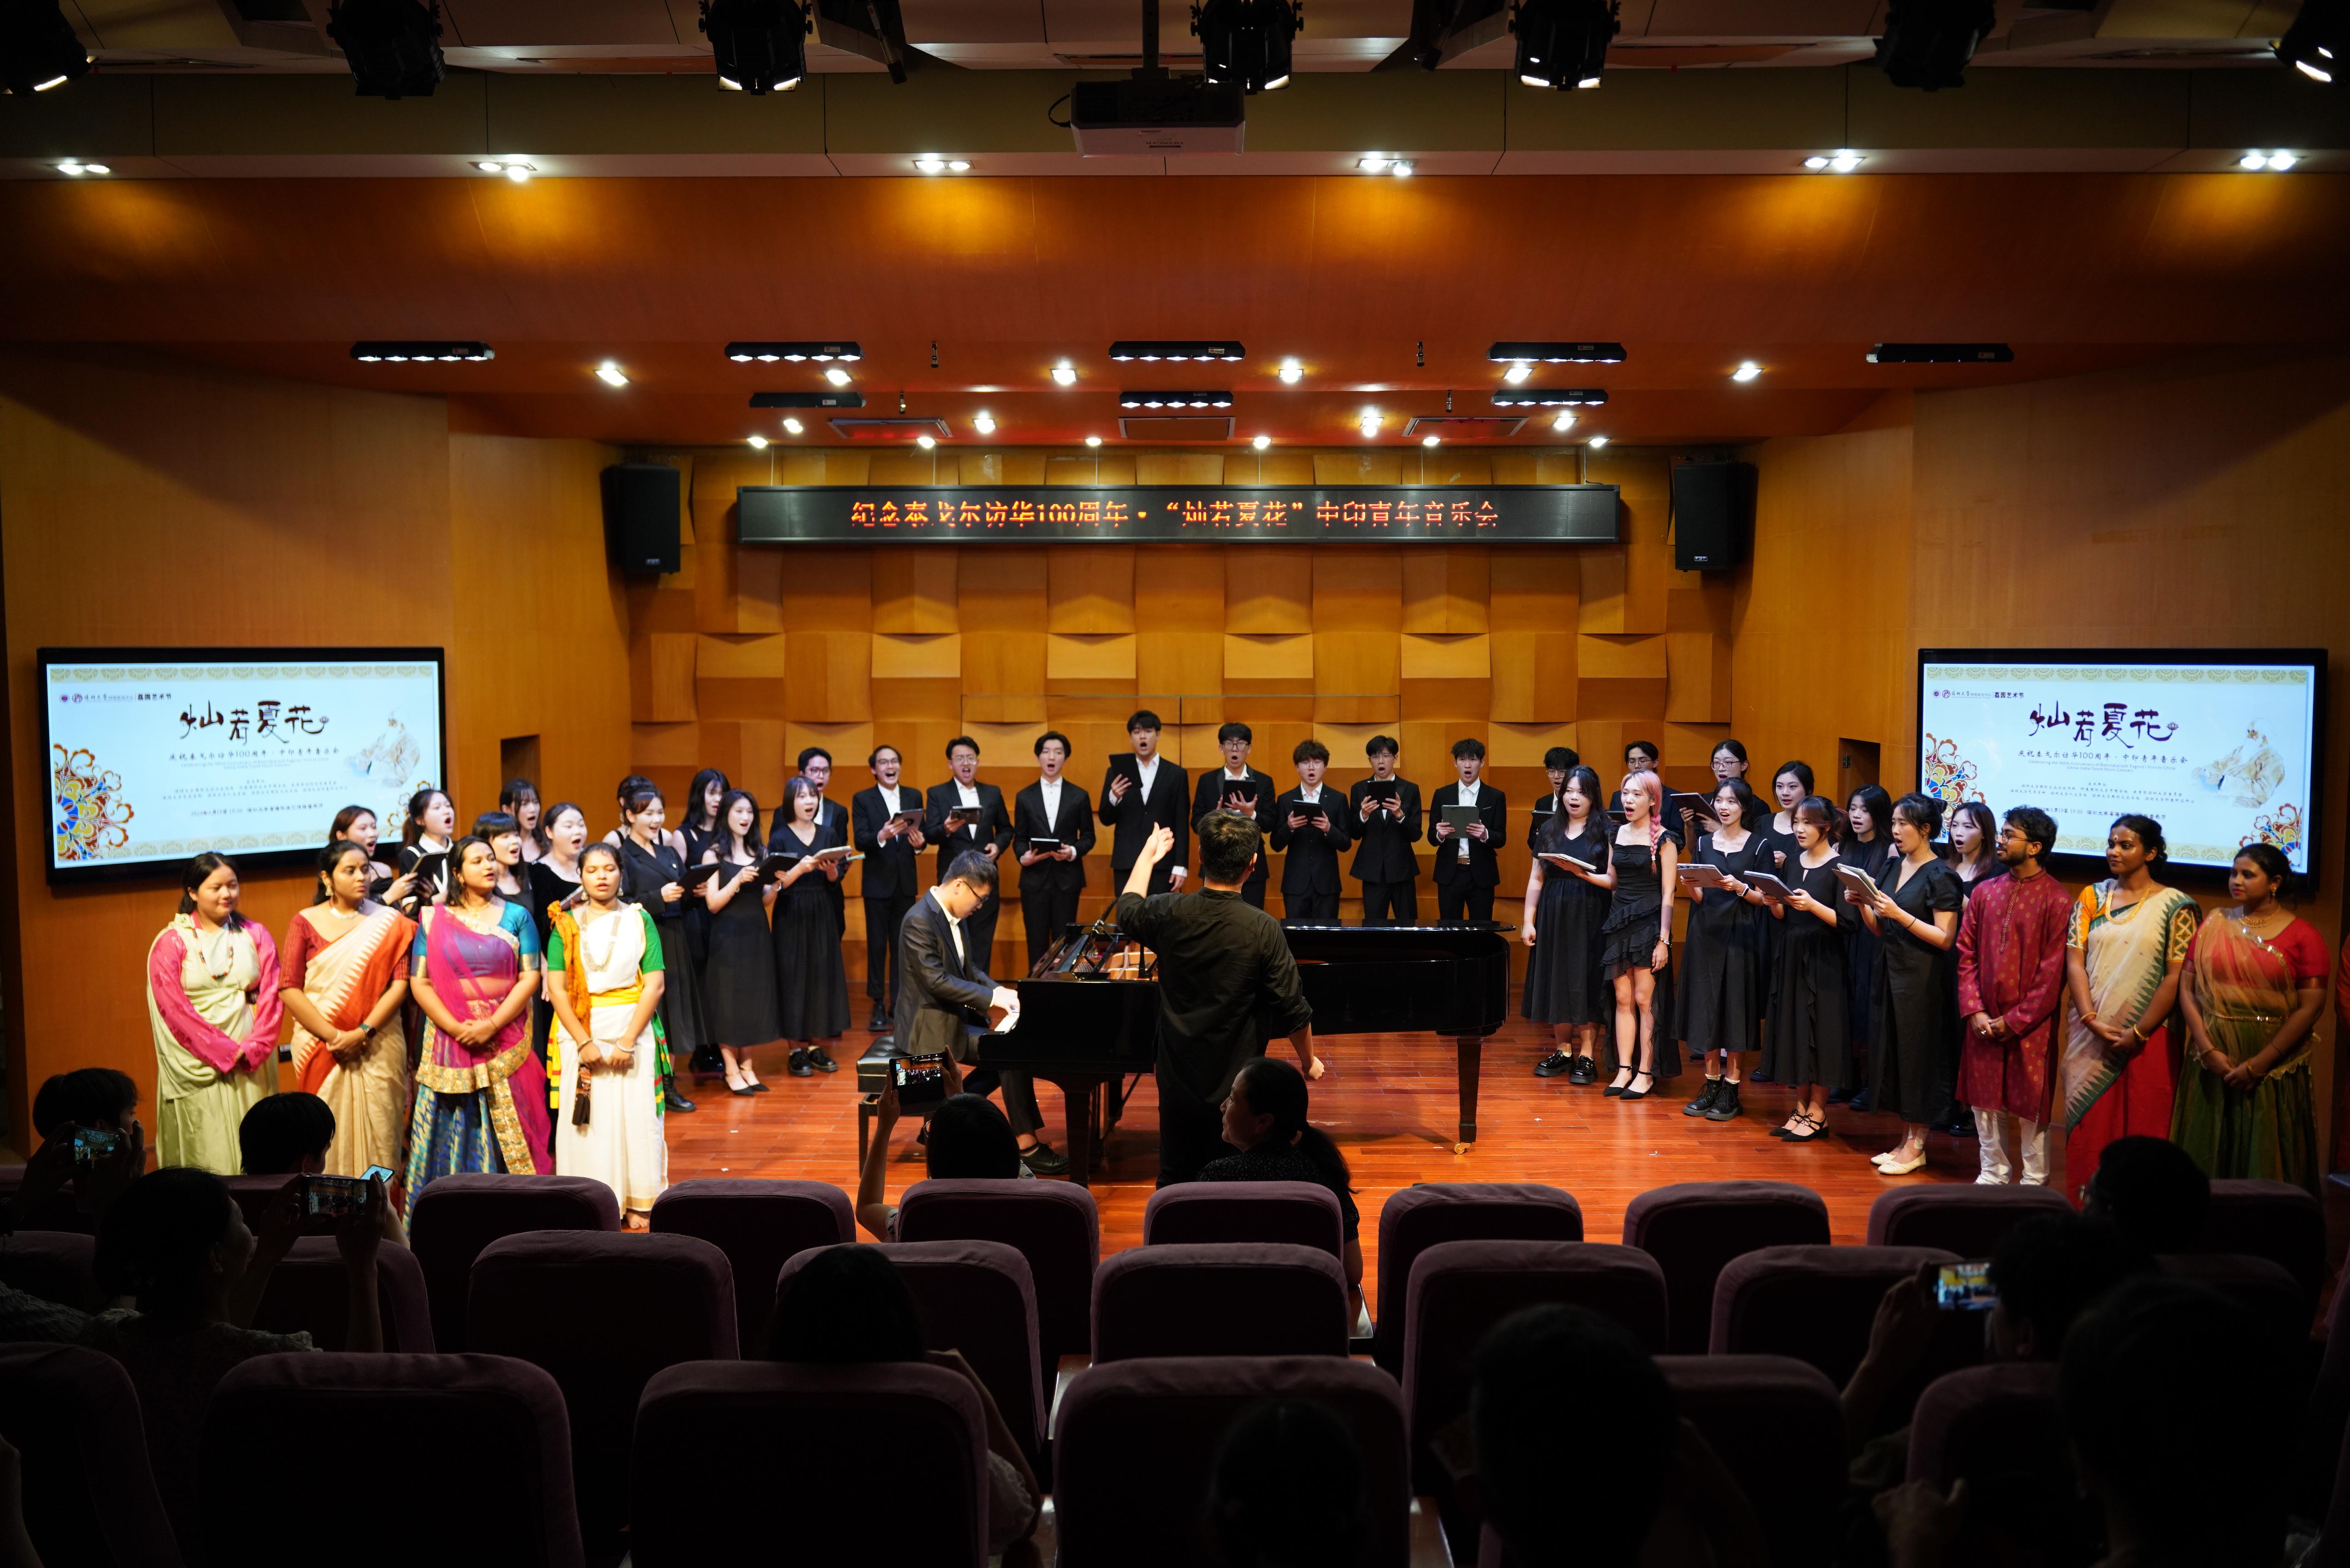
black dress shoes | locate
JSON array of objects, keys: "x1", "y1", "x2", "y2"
[
  {"x1": 1567, "y1": 1055, "x2": 1599, "y2": 1087},
  {"x1": 1534, "y1": 1051, "x2": 1572, "y2": 1078},
  {"x1": 788, "y1": 1048, "x2": 814, "y2": 1077},
  {"x1": 664, "y1": 1084, "x2": 697, "y2": 1113},
  {"x1": 1019, "y1": 1142, "x2": 1071, "y2": 1176},
  {"x1": 807, "y1": 1046, "x2": 839, "y2": 1074},
  {"x1": 868, "y1": 1007, "x2": 889, "y2": 1032}
]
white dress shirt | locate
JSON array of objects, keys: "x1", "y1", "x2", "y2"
[
  {"x1": 878, "y1": 784, "x2": 904, "y2": 814},
  {"x1": 1136, "y1": 755, "x2": 1160, "y2": 801},
  {"x1": 928, "y1": 886, "x2": 965, "y2": 966},
  {"x1": 1039, "y1": 776, "x2": 1063, "y2": 827}
]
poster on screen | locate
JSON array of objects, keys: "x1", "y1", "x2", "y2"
[
  {"x1": 38, "y1": 648, "x2": 447, "y2": 884},
  {"x1": 1916, "y1": 650, "x2": 2323, "y2": 874}
]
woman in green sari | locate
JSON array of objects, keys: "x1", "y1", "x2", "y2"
[{"x1": 2171, "y1": 843, "x2": 2328, "y2": 1192}]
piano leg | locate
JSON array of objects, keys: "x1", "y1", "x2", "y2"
[
  {"x1": 1061, "y1": 1081, "x2": 1096, "y2": 1191},
  {"x1": 1454, "y1": 1034, "x2": 1483, "y2": 1152}
]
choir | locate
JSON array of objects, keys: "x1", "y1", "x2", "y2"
[{"x1": 132, "y1": 731, "x2": 2329, "y2": 1225}]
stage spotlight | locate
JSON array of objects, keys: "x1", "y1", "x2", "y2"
[
  {"x1": 1872, "y1": 0, "x2": 1995, "y2": 90},
  {"x1": 700, "y1": 0, "x2": 808, "y2": 93},
  {"x1": 1731, "y1": 361, "x2": 1761, "y2": 382},
  {"x1": 325, "y1": 0, "x2": 446, "y2": 99},
  {"x1": 1053, "y1": 360, "x2": 1079, "y2": 385},
  {"x1": 1587, "y1": 434, "x2": 1608, "y2": 447},
  {"x1": 1512, "y1": 0, "x2": 1618, "y2": 89},
  {"x1": 747, "y1": 435, "x2": 770, "y2": 449},
  {"x1": 823, "y1": 366, "x2": 852, "y2": 387},
  {"x1": 916, "y1": 433, "x2": 936, "y2": 449},
  {"x1": 782, "y1": 417, "x2": 805, "y2": 434},
  {"x1": 972, "y1": 411, "x2": 997, "y2": 435},
  {"x1": 1551, "y1": 411, "x2": 1576, "y2": 432},
  {"x1": 1252, "y1": 433, "x2": 1271, "y2": 449},
  {"x1": 2, "y1": 0, "x2": 92, "y2": 95},
  {"x1": 2277, "y1": 0, "x2": 2343, "y2": 82},
  {"x1": 1278, "y1": 358, "x2": 1303, "y2": 383},
  {"x1": 1085, "y1": 435, "x2": 1104, "y2": 447},
  {"x1": 1195, "y1": 0, "x2": 1300, "y2": 94},
  {"x1": 596, "y1": 361, "x2": 629, "y2": 387}
]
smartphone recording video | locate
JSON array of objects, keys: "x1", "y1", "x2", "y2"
[
  {"x1": 304, "y1": 1174, "x2": 371, "y2": 1220},
  {"x1": 1934, "y1": 1260, "x2": 1997, "y2": 1312},
  {"x1": 891, "y1": 1051, "x2": 951, "y2": 1109},
  {"x1": 71, "y1": 1126, "x2": 124, "y2": 1167}
]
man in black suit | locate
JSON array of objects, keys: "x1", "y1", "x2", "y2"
[
  {"x1": 1430, "y1": 736, "x2": 1510, "y2": 923},
  {"x1": 891, "y1": 852, "x2": 1066, "y2": 1174},
  {"x1": 1347, "y1": 734, "x2": 1422, "y2": 925},
  {"x1": 1013, "y1": 729, "x2": 1096, "y2": 966},
  {"x1": 1269, "y1": 737, "x2": 1351, "y2": 922},
  {"x1": 1190, "y1": 721, "x2": 1277, "y2": 910},
  {"x1": 924, "y1": 735, "x2": 1012, "y2": 974},
  {"x1": 1099, "y1": 708, "x2": 1188, "y2": 898},
  {"x1": 851, "y1": 742, "x2": 926, "y2": 1032},
  {"x1": 798, "y1": 745, "x2": 850, "y2": 941}
]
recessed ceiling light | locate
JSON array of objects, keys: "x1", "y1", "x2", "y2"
[
  {"x1": 1085, "y1": 435, "x2": 1103, "y2": 447},
  {"x1": 55, "y1": 160, "x2": 110, "y2": 176},
  {"x1": 1421, "y1": 434, "x2": 1440, "y2": 447},
  {"x1": 1390, "y1": 160, "x2": 1415, "y2": 177},
  {"x1": 972, "y1": 411, "x2": 997, "y2": 435},
  {"x1": 1052, "y1": 360, "x2": 1078, "y2": 386},
  {"x1": 474, "y1": 160, "x2": 503, "y2": 172},
  {"x1": 823, "y1": 367, "x2": 852, "y2": 387},
  {"x1": 1108, "y1": 341, "x2": 1246, "y2": 363},
  {"x1": 1358, "y1": 406, "x2": 1381, "y2": 437},
  {"x1": 1551, "y1": 411, "x2": 1576, "y2": 432},
  {"x1": 915, "y1": 434, "x2": 936, "y2": 449},
  {"x1": 1357, "y1": 154, "x2": 1390, "y2": 172},
  {"x1": 746, "y1": 434, "x2": 769, "y2": 449},
  {"x1": 1252, "y1": 433, "x2": 1271, "y2": 450},
  {"x1": 915, "y1": 156, "x2": 947, "y2": 173},
  {"x1": 1278, "y1": 357, "x2": 1302, "y2": 383},
  {"x1": 2240, "y1": 150, "x2": 2297, "y2": 171},
  {"x1": 1587, "y1": 435, "x2": 1608, "y2": 448},
  {"x1": 725, "y1": 341, "x2": 862, "y2": 363},
  {"x1": 948, "y1": 160, "x2": 970, "y2": 171},
  {"x1": 351, "y1": 341, "x2": 495, "y2": 363},
  {"x1": 1503, "y1": 363, "x2": 1532, "y2": 385},
  {"x1": 1828, "y1": 150, "x2": 1861, "y2": 173},
  {"x1": 595, "y1": 361, "x2": 629, "y2": 387},
  {"x1": 782, "y1": 417, "x2": 804, "y2": 435},
  {"x1": 1803, "y1": 156, "x2": 1830, "y2": 170},
  {"x1": 503, "y1": 163, "x2": 533, "y2": 182},
  {"x1": 1118, "y1": 391, "x2": 1235, "y2": 409},
  {"x1": 1731, "y1": 361, "x2": 1762, "y2": 382}
]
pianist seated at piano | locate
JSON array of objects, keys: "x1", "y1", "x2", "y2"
[
  {"x1": 1198, "y1": 1056, "x2": 1363, "y2": 1303},
  {"x1": 854, "y1": 1066, "x2": 1034, "y2": 1241}
]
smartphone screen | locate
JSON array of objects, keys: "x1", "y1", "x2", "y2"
[
  {"x1": 361, "y1": 1166, "x2": 396, "y2": 1186},
  {"x1": 71, "y1": 1126, "x2": 124, "y2": 1166},
  {"x1": 1935, "y1": 1260, "x2": 1997, "y2": 1312},
  {"x1": 305, "y1": 1174, "x2": 369, "y2": 1219}
]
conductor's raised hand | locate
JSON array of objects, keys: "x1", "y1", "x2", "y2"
[{"x1": 1139, "y1": 824, "x2": 1175, "y2": 864}]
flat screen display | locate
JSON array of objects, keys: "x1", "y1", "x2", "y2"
[
  {"x1": 39, "y1": 647, "x2": 446, "y2": 885},
  {"x1": 1916, "y1": 648, "x2": 2323, "y2": 873}
]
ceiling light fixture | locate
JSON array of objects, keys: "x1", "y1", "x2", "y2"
[
  {"x1": 1108, "y1": 340, "x2": 1246, "y2": 362},
  {"x1": 750, "y1": 391, "x2": 864, "y2": 408},
  {"x1": 725, "y1": 341, "x2": 862, "y2": 363},
  {"x1": 351, "y1": 340, "x2": 494, "y2": 362},
  {"x1": 1, "y1": 0, "x2": 93, "y2": 94},
  {"x1": 782, "y1": 417, "x2": 804, "y2": 434},
  {"x1": 1118, "y1": 391, "x2": 1235, "y2": 409},
  {"x1": 972, "y1": 411, "x2": 997, "y2": 435},
  {"x1": 1803, "y1": 156, "x2": 1830, "y2": 170},
  {"x1": 1502, "y1": 363, "x2": 1532, "y2": 384},
  {"x1": 325, "y1": 0, "x2": 446, "y2": 99},
  {"x1": 1052, "y1": 360, "x2": 1079, "y2": 385},
  {"x1": 54, "y1": 159, "x2": 110, "y2": 175},
  {"x1": 2276, "y1": 0, "x2": 2342, "y2": 81},
  {"x1": 502, "y1": 161, "x2": 533, "y2": 182},
  {"x1": 1587, "y1": 435, "x2": 1608, "y2": 448},
  {"x1": 1358, "y1": 406, "x2": 1382, "y2": 437},
  {"x1": 1421, "y1": 434, "x2": 1441, "y2": 447},
  {"x1": 1195, "y1": 0, "x2": 1300, "y2": 93},
  {"x1": 2240, "y1": 149, "x2": 2300, "y2": 170},
  {"x1": 1278, "y1": 357, "x2": 1303, "y2": 383},
  {"x1": 1830, "y1": 150, "x2": 1862, "y2": 172},
  {"x1": 1731, "y1": 361, "x2": 1762, "y2": 382},
  {"x1": 747, "y1": 434, "x2": 769, "y2": 449},
  {"x1": 1391, "y1": 160, "x2": 1415, "y2": 176},
  {"x1": 1493, "y1": 387, "x2": 1607, "y2": 407},
  {"x1": 1357, "y1": 154, "x2": 1389, "y2": 172},
  {"x1": 1490, "y1": 340, "x2": 1627, "y2": 364},
  {"x1": 915, "y1": 433, "x2": 937, "y2": 449},
  {"x1": 1252, "y1": 433, "x2": 1272, "y2": 449},
  {"x1": 1085, "y1": 435, "x2": 1103, "y2": 447},
  {"x1": 595, "y1": 360, "x2": 629, "y2": 387},
  {"x1": 1512, "y1": 0, "x2": 1619, "y2": 89},
  {"x1": 1551, "y1": 411, "x2": 1576, "y2": 432},
  {"x1": 699, "y1": 0, "x2": 808, "y2": 93},
  {"x1": 1872, "y1": 0, "x2": 1995, "y2": 90},
  {"x1": 1867, "y1": 342, "x2": 2014, "y2": 364},
  {"x1": 823, "y1": 366, "x2": 852, "y2": 387}
]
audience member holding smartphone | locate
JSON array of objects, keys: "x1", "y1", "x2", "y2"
[
  {"x1": 0, "y1": 1085, "x2": 146, "y2": 1342},
  {"x1": 855, "y1": 1070, "x2": 1034, "y2": 1241},
  {"x1": 237, "y1": 1090, "x2": 408, "y2": 1246}
]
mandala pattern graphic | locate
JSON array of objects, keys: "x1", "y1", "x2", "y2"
[
  {"x1": 1919, "y1": 734, "x2": 1981, "y2": 810},
  {"x1": 52, "y1": 745, "x2": 134, "y2": 862},
  {"x1": 2243, "y1": 803, "x2": 2304, "y2": 860}
]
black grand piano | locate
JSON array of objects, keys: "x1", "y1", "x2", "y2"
[{"x1": 977, "y1": 920, "x2": 1513, "y2": 1186}]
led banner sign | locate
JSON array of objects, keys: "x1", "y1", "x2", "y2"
[{"x1": 736, "y1": 484, "x2": 1620, "y2": 544}]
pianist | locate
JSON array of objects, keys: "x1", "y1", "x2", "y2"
[{"x1": 1114, "y1": 814, "x2": 1320, "y2": 1186}]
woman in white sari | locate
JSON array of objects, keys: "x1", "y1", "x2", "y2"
[
  {"x1": 546, "y1": 842, "x2": 669, "y2": 1226},
  {"x1": 144, "y1": 853, "x2": 282, "y2": 1174}
]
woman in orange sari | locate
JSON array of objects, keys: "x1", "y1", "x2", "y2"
[{"x1": 278, "y1": 841, "x2": 416, "y2": 1177}]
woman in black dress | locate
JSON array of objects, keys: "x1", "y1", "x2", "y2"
[
  {"x1": 1677, "y1": 778, "x2": 1779, "y2": 1124},
  {"x1": 1759, "y1": 795, "x2": 1852, "y2": 1143},
  {"x1": 699, "y1": 789, "x2": 781, "y2": 1096},
  {"x1": 395, "y1": 787, "x2": 457, "y2": 912},
  {"x1": 1599, "y1": 769, "x2": 1679, "y2": 1101},
  {"x1": 1860, "y1": 793, "x2": 1964, "y2": 1175},
  {"x1": 1836, "y1": 783, "x2": 1895, "y2": 1109},
  {"x1": 676, "y1": 768, "x2": 730, "y2": 1079},
  {"x1": 770, "y1": 775, "x2": 852, "y2": 1078},
  {"x1": 1523, "y1": 764, "x2": 1613, "y2": 1083},
  {"x1": 525, "y1": 802, "x2": 587, "y2": 1112},
  {"x1": 617, "y1": 784, "x2": 703, "y2": 1114}
]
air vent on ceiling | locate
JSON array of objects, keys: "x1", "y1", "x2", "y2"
[
  {"x1": 828, "y1": 417, "x2": 951, "y2": 441},
  {"x1": 1402, "y1": 416, "x2": 1528, "y2": 440}
]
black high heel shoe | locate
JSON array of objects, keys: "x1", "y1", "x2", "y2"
[
  {"x1": 1620, "y1": 1070, "x2": 1655, "y2": 1101},
  {"x1": 1783, "y1": 1111, "x2": 1829, "y2": 1143},
  {"x1": 1603, "y1": 1070, "x2": 1634, "y2": 1098}
]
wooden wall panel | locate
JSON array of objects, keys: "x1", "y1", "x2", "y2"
[
  {"x1": 1047, "y1": 548, "x2": 1135, "y2": 634},
  {"x1": 1400, "y1": 549, "x2": 1491, "y2": 634},
  {"x1": 1225, "y1": 548, "x2": 1313, "y2": 634},
  {"x1": 872, "y1": 551, "x2": 959, "y2": 634},
  {"x1": 782, "y1": 631, "x2": 872, "y2": 721},
  {"x1": 631, "y1": 632, "x2": 698, "y2": 722}
]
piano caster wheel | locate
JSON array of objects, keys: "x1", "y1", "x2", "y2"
[{"x1": 1452, "y1": 1141, "x2": 1472, "y2": 1155}]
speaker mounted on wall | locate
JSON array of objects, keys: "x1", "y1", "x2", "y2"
[
  {"x1": 1671, "y1": 459, "x2": 1756, "y2": 572},
  {"x1": 603, "y1": 462, "x2": 681, "y2": 577}
]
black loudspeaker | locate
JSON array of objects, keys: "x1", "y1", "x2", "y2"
[
  {"x1": 1672, "y1": 460, "x2": 1755, "y2": 572},
  {"x1": 602, "y1": 463, "x2": 680, "y2": 576}
]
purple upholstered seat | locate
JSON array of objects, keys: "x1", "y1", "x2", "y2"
[
  {"x1": 0, "y1": 1342, "x2": 185, "y2": 1568},
  {"x1": 223, "y1": 1173, "x2": 299, "y2": 1229},
  {"x1": 896, "y1": 1177, "x2": 1099, "y2": 1365},
  {"x1": 1372, "y1": 1182, "x2": 1584, "y2": 1375},
  {"x1": 1905, "y1": 1360, "x2": 2064, "y2": 1485},
  {"x1": 468, "y1": 1231, "x2": 737, "y2": 1556},
  {"x1": 0, "y1": 1229, "x2": 101, "y2": 1313},
  {"x1": 1710, "y1": 1244, "x2": 1977, "y2": 1418},
  {"x1": 632, "y1": 1361, "x2": 988, "y2": 1568},
  {"x1": 0, "y1": 1167, "x2": 94, "y2": 1234},
  {"x1": 201, "y1": 1352, "x2": 582, "y2": 1568},
  {"x1": 776, "y1": 1239, "x2": 1046, "y2": 1461},
  {"x1": 1863, "y1": 1183, "x2": 2072, "y2": 1256},
  {"x1": 249, "y1": 1235, "x2": 434, "y2": 1350},
  {"x1": 1403, "y1": 1240, "x2": 1669, "y2": 1498},
  {"x1": 1658, "y1": 1354, "x2": 1845, "y2": 1568},
  {"x1": 1143, "y1": 1180, "x2": 1343, "y2": 1257},
  {"x1": 2157, "y1": 1251, "x2": 2312, "y2": 1343},
  {"x1": 649, "y1": 1177, "x2": 853, "y2": 1353},
  {"x1": 2200, "y1": 1179, "x2": 2325, "y2": 1300},
  {"x1": 1054, "y1": 1356, "x2": 1411, "y2": 1568},
  {"x1": 1623, "y1": 1181, "x2": 1830, "y2": 1353},
  {"x1": 408, "y1": 1173, "x2": 620, "y2": 1351},
  {"x1": 1093, "y1": 1242, "x2": 1351, "y2": 1362}
]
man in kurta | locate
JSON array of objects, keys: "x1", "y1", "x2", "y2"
[{"x1": 1957, "y1": 806, "x2": 2072, "y2": 1185}]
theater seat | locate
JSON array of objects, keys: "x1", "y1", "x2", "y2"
[
  {"x1": 2200, "y1": 1179, "x2": 2325, "y2": 1301},
  {"x1": 1864, "y1": 1183, "x2": 2072, "y2": 1257},
  {"x1": 201, "y1": 1352, "x2": 582, "y2": 1568},
  {"x1": 896, "y1": 1177, "x2": 1099, "y2": 1366},
  {"x1": 408, "y1": 1173, "x2": 621, "y2": 1351},
  {"x1": 0, "y1": 1230, "x2": 102, "y2": 1313},
  {"x1": 1372, "y1": 1182, "x2": 1584, "y2": 1376},
  {"x1": 633, "y1": 1361, "x2": 988, "y2": 1568},
  {"x1": 1142, "y1": 1180, "x2": 1343, "y2": 1257},
  {"x1": 468, "y1": 1231, "x2": 737, "y2": 1558},
  {"x1": 1054, "y1": 1357, "x2": 1412, "y2": 1568},
  {"x1": 1624, "y1": 1181, "x2": 1831, "y2": 1353},
  {"x1": 2156, "y1": 1251, "x2": 2312, "y2": 1344},
  {"x1": 1092, "y1": 1243, "x2": 1351, "y2": 1362},
  {"x1": 0, "y1": 1342, "x2": 185, "y2": 1568},
  {"x1": 224, "y1": 1173, "x2": 299, "y2": 1229},
  {"x1": 649, "y1": 1177, "x2": 854, "y2": 1352},
  {"x1": 1658, "y1": 1355, "x2": 1845, "y2": 1568},
  {"x1": 1711, "y1": 1245, "x2": 1977, "y2": 1423},
  {"x1": 1906, "y1": 1361, "x2": 2064, "y2": 1485},
  {"x1": 250, "y1": 1235, "x2": 435, "y2": 1350},
  {"x1": 0, "y1": 1167, "x2": 93, "y2": 1234}
]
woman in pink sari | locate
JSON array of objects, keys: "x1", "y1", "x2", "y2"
[{"x1": 403, "y1": 835, "x2": 550, "y2": 1215}]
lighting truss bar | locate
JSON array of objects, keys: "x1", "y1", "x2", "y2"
[
  {"x1": 1108, "y1": 340, "x2": 1246, "y2": 362},
  {"x1": 1491, "y1": 387, "x2": 1607, "y2": 407},
  {"x1": 1866, "y1": 342, "x2": 2014, "y2": 364},
  {"x1": 351, "y1": 340, "x2": 493, "y2": 362},
  {"x1": 1490, "y1": 341, "x2": 1627, "y2": 364},
  {"x1": 750, "y1": 391, "x2": 867, "y2": 408},
  {"x1": 1118, "y1": 390, "x2": 1235, "y2": 409},
  {"x1": 727, "y1": 341, "x2": 863, "y2": 362}
]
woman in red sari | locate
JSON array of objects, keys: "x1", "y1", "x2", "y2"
[
  {"x1": 402, "y1": 835, "x2": 550, "y2": 1215},
  {"x1": 279, "y1": 841, "x2": 415, "y2": 1178}
]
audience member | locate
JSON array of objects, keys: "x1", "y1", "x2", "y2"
[
  {"x1": 2078, "y1": 1134, "x2": 2209, "y2": 1254},
  {"x1": 1207, "y1": 1399, "x2": 1366, "y2": 1568},
  {"x1": 83, "y1": 1167, "x2": 386, "y2": 1559},
  {"x1": 854, "y1": 1075, "x2": 1031, "y2": 1241},
  {"x1": 237, "y1": 1090, "x2": 407, "y2": 1244},
  {"x1": 0, "y1": 1110, "x2": 143, "y2": 1341},
  {"x1": 29, "y1": 1067, "x2": 140, "y2": 1143},
  {"x1": 1195, "y1": 1056, "x2": 1362, "y2": 1297},
  {"x1": 767, "y1": 1246, "x2": 1040, "y2": 1553}
]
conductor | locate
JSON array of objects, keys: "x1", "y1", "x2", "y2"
[{"x1": 1114, "y1": 811, "x2": 1321, "y2": 1186}]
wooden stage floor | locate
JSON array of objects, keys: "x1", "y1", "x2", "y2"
[{"x1": 665, "y1": 1019, "x2": 2056, "y2": 1319}]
